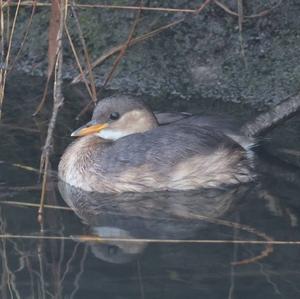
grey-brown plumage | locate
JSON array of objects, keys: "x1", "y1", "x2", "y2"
[{"x1": 59, "y1": 95, "x2": 254, "y2": 193}]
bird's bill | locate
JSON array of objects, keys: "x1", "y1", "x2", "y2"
[{"x1": 71, "y1": 122, "x2": 108, "y2": 137}]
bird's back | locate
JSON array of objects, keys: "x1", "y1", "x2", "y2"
[{"x1": 90, "y1": 124, "x2": 253, "y2": 192}]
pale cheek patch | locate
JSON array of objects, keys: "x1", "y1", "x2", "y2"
[{"x1": 97, "y1": 129, "x2": 128, "y2": 140}]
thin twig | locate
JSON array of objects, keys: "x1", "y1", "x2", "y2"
[
  {"x1": 0, "y1": 234, "x2": 299, "y2": 245},
  {"x1": 69, "y1": 244, "x2": 88, "y2": 299},
  {"x1": 37, "y1": 239, "x2": 46, "y2": 299},
  {"x1": 75, "y1": 0, "x2": 212, "y2": 118},
  {"x1": 64, "y1": 9, "x2": 94, "y2": 101},
  {"x1": 0, "y1": 0, "x2": 21, "y2": 119},
  {"x1": 75, "y1": 0, "x2": 144, "y2": 118},
  {"x1": 60, "y1": 242, "x2": 80, "y2": 283},
  {"x1": 0, "y1": 200, "x2": 72, "y2": 211},
  {"x1": 32, "y1": 0, "x2": 61, "y2": 116},
  {"x1": 237, "y1": 0, "x2": 247, "y2": 67},
  {"x1": 38, "y1": 0, "x2": 66, "y2": 222},
  {"x1": 71, "y1": 18, "x2": 184, "y2": 84},
  {"x1": 1, "y1": 1, "x2": 197, "y2": 13},
  {"x1": 102, "y1": 1, "x2": 143, "y2": 87},
  {"x1": 73, "y1": 0, "x2": 211, "y2": 86},
  {"x1": 0, "y1": 1, "x2": 283, "y2": 18},
  {"x1": 214, "y1": 0, "x2": 282, "y2": 19},
  {"x1": 71, "y1": 0, "x2": 282, "y2": 85},
  {"x1": 70, "y1": 1, "x2": 97, "y2": 103},
  {"x1": 9, "y1": 0, "x2": 37, "y2": 73}
]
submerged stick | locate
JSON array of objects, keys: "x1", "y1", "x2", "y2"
[{"x1": 242, "y1": 92, "x2": 300, "y2": 137}]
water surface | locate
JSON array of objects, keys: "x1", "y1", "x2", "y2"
[{"x1": 0, "y1": 74, "x2": 300, "y2": 298}]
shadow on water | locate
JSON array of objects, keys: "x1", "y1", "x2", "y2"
[{"x1": 0, "y1": 73, "x2": 300, "y2": 298}]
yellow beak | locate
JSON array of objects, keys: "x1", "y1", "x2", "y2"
[{"x1": 71, "y1": 123, "x2": 108, "y2": 137}]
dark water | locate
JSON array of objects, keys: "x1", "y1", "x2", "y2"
[{"x1": 0, "y1": 75, "x2": 300, "y2": 298}]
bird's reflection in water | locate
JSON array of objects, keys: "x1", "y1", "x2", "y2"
[{"x1": 58, "y1": 181, "x2": 251, "y2": 264}]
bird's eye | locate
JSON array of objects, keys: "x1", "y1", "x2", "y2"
[{"x1": 109, "y1": 112, "x2": 120, "y2": 120}]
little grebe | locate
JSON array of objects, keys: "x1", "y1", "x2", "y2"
[{"x1": 58, "y1": 96, "x2": 254, "y2": 193}]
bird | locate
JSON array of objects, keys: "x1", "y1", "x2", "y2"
[{"x1": 58, "y1": 95, "x2": 254, "y2": 193}]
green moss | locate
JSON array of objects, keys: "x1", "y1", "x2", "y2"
[{"x1": 10, "y1": 0, "x2": 300, "y2": 110}]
